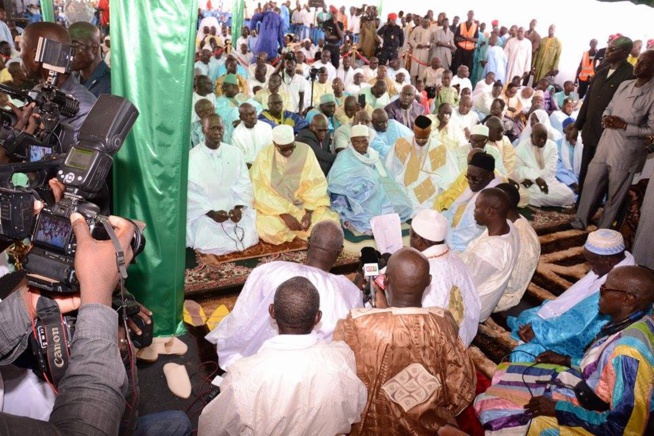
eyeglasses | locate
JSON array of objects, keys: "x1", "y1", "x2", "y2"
[
  {"x1": 599, "y1": 285, "x2": 633, "y2": 297},
  {"x1": 465, "y1": 172, "x2": 487, "y2": 183}
]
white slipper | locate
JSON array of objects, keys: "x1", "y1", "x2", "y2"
[
  {"x1": 163, "y1": 363, "x2": 192, "y2": 399},
  {"x1": 152, "y1": 337, "x2": 188, "y2": 356}
]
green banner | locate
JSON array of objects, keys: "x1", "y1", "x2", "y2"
[
  {"x1": 110, "y1": 0, "x2": 197, "y2": 336},
  {"x1": 41, "y1": 0, "x2": 55, "y2": 23},
  {"x1": 231, "y1": 0, "x2": 245, "y2": 46}
]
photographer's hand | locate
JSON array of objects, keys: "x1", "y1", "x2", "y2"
[
  {"x1": 126, "y1": 302, "x2": 152, "y2": 335},
  {"x1": 72, "y1": 213, "x2": 136, "y2": 307},
  {"x1": 9, "y1": 101, "x2": 36, "y2": 131},
  {"x1": 49, "y1": 178, "x2": 66, "y2": 202}
]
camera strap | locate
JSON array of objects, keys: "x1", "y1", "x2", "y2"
[
  {"x1": 99, "y1": 216, "x2": 128, "y2": 280},
  {"x1": 32, "y1": 295, "x2": 71, "y2": 388}
]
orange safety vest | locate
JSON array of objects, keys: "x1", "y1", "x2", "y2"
[
  {"x1": 579, "y1": 51, "x2": 595, "y2": 81},
  {"x1": 457, "y1": 21, "x2": 478, "y2": 51}
]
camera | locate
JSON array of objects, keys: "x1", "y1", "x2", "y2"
[
  {"x1": 309, "y1": 67, "x2": 320, "y2": 81},
  {"x1": 20, "y1": 94, "x2": 143, "y2": 294},
  {"x1": 0, "y1": 37, "x2": 79, "y2": 162}
]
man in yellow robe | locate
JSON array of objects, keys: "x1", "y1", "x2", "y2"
[
  {"x1": 250, "y1": 125, "x2": 339, "y2": 245},
  {"x1": 532, "y1": 25, "x2": 562, "y2": 83}
]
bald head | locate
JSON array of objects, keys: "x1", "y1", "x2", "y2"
[
  {"x1": 478, "y1": 188, "x2": 510, "y2": 220},
  {"x1": 271, "y1": 277, "x2": 321, "y2": 333},
  {"x1": 308, "y1": 220, "x2": 344, "y2": 255},
  {"x1": 24, "y1": 22, "x2": 71, "y2": 46},
  {"x1": 612, "y1": 36, "x2": 634, "y2": 53},
  {"x1": 385, "y1": 247, "x2": 431, "y2": 307},
  {"x1": 606, "y1": 266, "x2": 654, "y2": 310},
  {"x1": 311, "y1": 113, "x2": 328, "y2": 129},
  {"x1": 69, "y1": 21, "x2": 101, "y2": 44},
  {"x1": 354, "y1": 109, "x2": 372, "y2": 126}
]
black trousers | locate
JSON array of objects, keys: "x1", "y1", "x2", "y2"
[
  {"x1": 326, "y1": 44, "x2": 341, "y2": 69},
  {"x1": 578, "y1": 79, "x2": 592, "y2": 99},
  {"x1": 451, "y1": 48, "x2": 474, "y2": 73},
  {"x1": 378, "y1": 48, "x2": 398, "y2": 65}
]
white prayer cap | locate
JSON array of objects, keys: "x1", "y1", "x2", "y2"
[
  {"x1": 533, "y1": 90, "x2": 545, "y2": 98},
  {"x1": 412, "y1": 209, "x2": 448, "y2": 242},
  {"x1": 470, "y1": 124, "x2": 489, "y2": 137},
  {"x1": 353, "y1": 68, "x2": 364, "y2": 77},
  {"x1": 351, "y1": 124, "x2": 369, "y2": 138},
  {"x1": 272, "y1": 125, "x2": 294, "y2": 145},
  {"x1": 584, "y1": 229, "x2": 625, "y2": 256}
]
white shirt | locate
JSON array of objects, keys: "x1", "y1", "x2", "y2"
[
  {"x1": 206, "y1": 261, "x2": 364, "y2": 369},
  {"x1": 198, "y1": 333, "x2": 367, "y2": 436},
  {"x1": 349, "y1": 14, "x2": 361, "y2": 33},
  {"x1": 421, "y1": 244, "x2": 480, "y2": 346},
  {"x1": 496, "y1": 216, "x2": 540, "y2": 312},
  {"x1": 451, "y1": 76, "x2": 473, "y2": 94},
  {"x1": 458, "y1": 220, "x2": 520, "y2": 321},
  {"x1": 281, "y1": 72, "x2": 308, "y2": 112},
  {"x1": 230, "y1": 121, "x2": 274, "y2": 164},
  {"x1": 337, "y1": 65, "x2": 357, "y2": 87}
]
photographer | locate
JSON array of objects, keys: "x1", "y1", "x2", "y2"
[
  {"x1": 14, "y1": 22, "x2": 97, "y2": 142},
  {"x1": 322, "y1": 6, "x2": 344, "y2": 69},
  {"x1": 0, "y1": 212, "x2": 137, "y2": 435}
]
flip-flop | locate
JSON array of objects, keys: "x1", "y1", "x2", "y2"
[
  {"x1": 163, "y1": 363, "x2": 192, "y2": 399},
  {"x1": 207, "y1": 305, "x2": 230, "y2": 331},
  {"x1": 136, "y1": 346, "x2": 158, "y2": 363},
  {"x1": 183, "y1": 300, "x2": 208, "y2": 326},
  {"x1": 152, "y1": 337, "x2": 188, "y2": 356}
]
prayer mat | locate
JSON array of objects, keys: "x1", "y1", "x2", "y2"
[
  {"x1": 197, "y1": 238, "x2": 308, "y2": 266},
  {"x1": 184, "y1": 248, "x2": 359, "y2": 296}
]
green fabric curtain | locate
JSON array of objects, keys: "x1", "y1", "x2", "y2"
[
  {"x1": 41, "y1": 0, "x2": 55, "y2": 22},
  {"x1": 110, "y1": 0, "x2": 197, "y2": 336},
  {"x1": 231, "y1": 0, "x2": 245, "y2": 47}
]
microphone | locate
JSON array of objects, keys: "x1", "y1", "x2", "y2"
[{"x1": 359, "y1": 247, "x2": 380, "y2": 306}]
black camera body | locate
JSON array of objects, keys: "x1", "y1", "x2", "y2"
[
  {"x1": 0, "y1": 37, "x2": 79, "y2": 162},
  {"x1": 309, "y1": 67, "x2": 320, "y2": 81},
  {"x1": 21, "y1": 94, "x2": 142, "y2": 293}
]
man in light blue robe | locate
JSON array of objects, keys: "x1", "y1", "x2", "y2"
[
  {"x1": 507, "y1": 229, "x2": 635, "y2": 364},
  {"x1": 483, "y1": 36, "x2": 507, "y2": 85},
  {"x1": 369, "y1": 108, "x2": 412, "y2": 162},
  {"x1": 327, "y1": 125, "x2": 413, "y2": 233},
  {"x1": 438, "y1": 152, "x2": 500, "y2": 252}
]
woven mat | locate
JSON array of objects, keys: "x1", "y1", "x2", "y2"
[
  {"x1": 197, "y1": 238, "x2": 308, "y2": 266},
  {"x1": 185, "y1": 248, "x2": 359, "y2": 296}
]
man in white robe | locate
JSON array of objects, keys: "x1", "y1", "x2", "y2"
[
  {"x1": 206, "y1": 221, "x2": 364, "y2": 370},
  {"x1": 311, "y1": 50, "x2": 337, "y2": 81},
  {"x1": 451, "y1": 95, "x2": 479, "y2": 139},
  {"x1": 429, "y1": 103, "x2": 469, "y2": 171},
  {"x1": 515, "y1": 123, "x2": 575, "y2": 207},
  {"x1": 187, "y1": 114, "x2": 259, "y2": 255},
  {"x1": 230, "y1": 102, "x2": 274, "y2": 164},
  {"x1": 199, "y1": 277, "x2": 367, "y2": 436},
  {"x1": 408, "y1": 18, "x2": 432, "y2": 81},
  {"x1": 360, "y1": 56, "x2": 379, "y2": 82},
  {"x1": 495, "y1": 183, "x2": 540, "y2": 313},
  {"x1": 436, "y1": 151, "x2": 501, "y2": 252},
  {"x1": 409, "y1": 210, "x2": 480, "y2": 346},
  {"x1": 504, "y1": 27, "x2": 532, "y2": 84},
  {"x1": 483, "y1": 35, "x2": 507, "y2": 84},
  {"x1": 459, "y1": 188, "x2": 520, "y2": 321},
  {"x1": 385, "y1": 115, "x2": 459, "y2": 215},
  {"x1": 328, "y1": 125, "x2": 413, "y2": 233}
]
